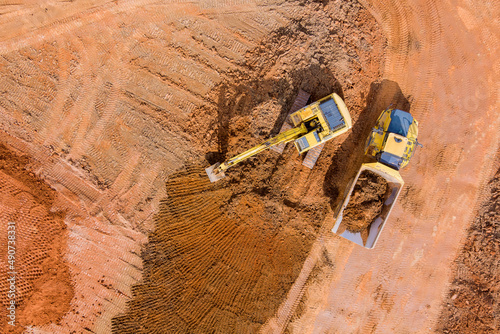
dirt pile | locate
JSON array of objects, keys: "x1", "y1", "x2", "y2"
[
  {"x1": 0, "y1": 0, "x2": 385, "y2": 331},
  {"x1": 111, "y1": 165, "x2": 321, "y2": 333},
  {"x1": 192, "y1": 0, "x2": 385, "y2": 163},
  {"x1": 437, "y1": 165, "x2": 500, "y2": 333},
  {"x1": 342, "y1": 170, "x2": 389, "y2": 233},
  {"x1": 0, "y1": 144, "x2": 73, "y2": 334},
  {"x1": 0, "y1": 0, "x2": 498, "y2": 332}
]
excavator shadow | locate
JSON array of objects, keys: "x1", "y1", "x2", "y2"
[
  {"x1": 323, "y1": 79, "x2": 411, "y2": 209},
  {"x1": 205, "y1": 64, "x2": 343, "y2": 167}
]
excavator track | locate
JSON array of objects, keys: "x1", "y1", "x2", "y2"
[{"x1": 302, "y1": 142, "x2": 325, "y2": 169}]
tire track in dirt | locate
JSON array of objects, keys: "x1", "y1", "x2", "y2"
[
  {"x1": 111, "y1": 1, "x2": 386, "y2": 332},
  {"x1": 0, "y1": 7, "x2": 187, "y2": 332},
  {"x1": 287, "y1": 0, "x2": 499, "y2": 333},
  {"x1": 0, "y1": 144, "x2": 73, "y2": 334},
  {"x1": 437, "y1": 162, "x2": 500, "y2": 333},
  {"x1": 0, "y1": 0, "x2": 167, "y2": 53},
  {"x1": 0, "y1": 0, "x2": 385, "y2": 332},
  {"x1": 0, "y1": 1, "x2": 496, "y2": 333},
  {"x1": 0, "y1": 2, "x2": 299, "y2": 332}
]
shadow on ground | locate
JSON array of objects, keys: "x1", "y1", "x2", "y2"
[
  {"x1": 323, "y1": 79, "x2": 411, "y2": 207},
  {"x1": 206, "y1": 64, "x2": 343, "y2": 165}
]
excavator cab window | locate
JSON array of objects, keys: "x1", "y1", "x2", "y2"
[
  {"x1": 295, "y1": 136, "x2": 310, "y2": 151},
  {"x1": 304, "y1": 117, "x2": 322, "y2": 132}
]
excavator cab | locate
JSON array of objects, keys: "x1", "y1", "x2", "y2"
[
  {"x1": 290, "y1": 93, "x2": 352, "y2": 154},
  {"x1": 365, "y1": 108, "x2": 419, "y2": 170}
]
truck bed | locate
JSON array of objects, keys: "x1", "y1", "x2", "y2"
[{"x1": 331, "y1": 162, "x2": 404, "y2": 249}]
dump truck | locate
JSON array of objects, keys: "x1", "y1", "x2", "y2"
[
  {"x1": 332, "y1": 108, "x2": 420, "y2": 249},
  {"x1": 206, "y1": 93, "x2": 352, "y2": 182}
]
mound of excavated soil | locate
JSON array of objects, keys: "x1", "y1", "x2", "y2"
[
  {"x1": 0, "y1": 144, "x2": 73, "y2": 334},
  {"x1": 112, "y1": 165, "x2": 322, "y2": 333},
  {"x1": 111, "y1": 1, "x2": 386, "y2": 331},
  {"x1": 342, "y1": 170, "x2": 389, "y2": 233},
  {"x1": 0, "y1": 0, "x2": 385, "y2": 332}
]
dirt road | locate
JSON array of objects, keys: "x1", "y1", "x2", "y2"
[
  {"x1": 283, "y1": 1, "x2": 500, "y2": 333},
  {"x1": 0, "y1": 0, "x2": 498, "y2": 333}
]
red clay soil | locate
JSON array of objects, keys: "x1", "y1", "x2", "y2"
[
  {"x1": 0, "y1": 144, "x2": 73, "y2": 334},
  {"x1": 1, "y1": 0, "x2": 385, "y2": 332},
  {"x1": 342, "y1": 170, "x2": 389, "y2": 233},
  {"x1": 436, "y1": 164, "x2": 500, "y2": 333},
  {"x1": 111, "y1": 3, "x2": 384, "y2": 330},
  {"x1": 0, "y1": 0, "x2": 498, "y2": 332},
  {"x1": 283, "y1": 0, "x2": 499, "y2": 332},
  {"x1": 112, "y1": 165, "x2": 324, "y2": 333},
  {"x1": 111, "y1": 1, "x2": 386, "y2": 331}
]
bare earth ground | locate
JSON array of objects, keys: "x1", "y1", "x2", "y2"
[
  {"x1": 0, "y1": 0, "x2": 498, "y2": 333},
  {"x1": 437, "y1": 160, "x2": 500, "y2": 333},
  {"x1": 0, "y1": 144, "x2": 73, "y2": 334},
  {"x1": 286, "y1": 1, "x2": 499, "y2": 333}
]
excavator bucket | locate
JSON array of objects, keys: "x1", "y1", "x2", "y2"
[
  {"x1": 205, "y1": 162, "x2": 226, "y2": 183},
  {"x1": 204, "y1": 92, "x2": 352, "y2": 182}
]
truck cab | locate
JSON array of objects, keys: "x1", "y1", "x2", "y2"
[
  {"x1": 332, "y1": 107, "x2": 420, "y2": 248},
  {"x1": 365, "y1": 108, "x2": 419, "y2": 170}
]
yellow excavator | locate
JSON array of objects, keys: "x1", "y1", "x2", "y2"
[{"x1": 206, "y1": 93, "x2": 352, "y2": 182}]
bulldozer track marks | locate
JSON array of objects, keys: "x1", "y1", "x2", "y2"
[
  {"x1": 294, "y1": 1, "x2": 500, "y2": 333},
  {"x1": 112, "y1": 165, "x2": 319, "y2": 333},
  {"x1": 0, "y1": 147, "x2": 73, "y2": 332}
]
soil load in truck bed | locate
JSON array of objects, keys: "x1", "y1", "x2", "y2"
[{"x1": 342, "y1": 170, "x2": 389, "y2": 233}]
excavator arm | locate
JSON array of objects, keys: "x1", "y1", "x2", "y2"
[
  {"x1": 205, "y1": 92, "x2": 352, "y2": 182},
  {"x1": 206, "y1": 123, "x2": 308, "y2": 182}
]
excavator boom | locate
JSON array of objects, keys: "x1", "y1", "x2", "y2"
[
  {"x1": 205, "y1": 92, "x2": 352, "y2": 182},
  {"x1": 206, "y1": 124, "x2": 308, "y2": 182}
]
